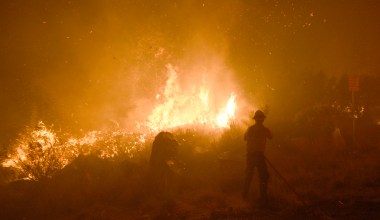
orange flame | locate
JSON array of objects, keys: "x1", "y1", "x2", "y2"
[
  {"x1": 216, "y1": 93, "x2": 237, "y2": 127},
  {"x1": 146, "y1": 64, "x2": 237, "y2": 131}
]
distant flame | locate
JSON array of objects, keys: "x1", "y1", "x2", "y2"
[{"x1": 146, "y1": 64, "x2": 237, "y2": 131}]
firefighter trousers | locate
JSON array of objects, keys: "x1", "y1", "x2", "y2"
[{"x1": 243, "y1": 152, "x2": 269, "y2": 200}]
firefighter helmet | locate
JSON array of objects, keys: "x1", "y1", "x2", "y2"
[{"x1": 253, "y1": 110, "x2": 266, "y2": 120}]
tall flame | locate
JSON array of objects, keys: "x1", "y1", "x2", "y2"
[
  {"x1": 216, "y1": 93, "x2": 237, "y2": 127},
  {"x1": 146, "y1": 64, "x2": 237, "y2": 131}
]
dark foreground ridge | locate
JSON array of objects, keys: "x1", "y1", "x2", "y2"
[{"x1": 0, "y1": 153, "x2": 379, "y2": 220}]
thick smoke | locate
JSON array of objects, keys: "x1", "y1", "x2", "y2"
[{"x1": 1, "y1": 0, "x2": 380, "y2": 146}]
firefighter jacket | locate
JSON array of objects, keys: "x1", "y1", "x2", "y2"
[{"x1": 244, "y1": 123, "x2": 272, "y2": 153}]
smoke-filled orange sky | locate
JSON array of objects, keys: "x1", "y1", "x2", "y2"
[{"x1": 1, "y1": 0, "x2": 380, "y2": 146}]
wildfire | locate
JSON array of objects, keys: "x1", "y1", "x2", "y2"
[
  {"x1": 2, "y1": 122, "x2": 57, "y2": 169},
  {"x1": 1, "y1": 63, "x2": 242, "y2": 180},
  {"x1": 1, "y1": 122, "x2": 70, "y2": 180},
  {"x1": 146, "y1": 64, "x2": 238, "y2": 131},
  {"x1": 1, "y1": 122, "x2": 148, "y2": 180}
]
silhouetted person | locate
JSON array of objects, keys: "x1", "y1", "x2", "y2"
[
  {"x1": 149, "y1": 131, "x2": 179, "y2": 204},
  {"x1": 243, "y1": 110, "x2": 272, "y2": 205}
]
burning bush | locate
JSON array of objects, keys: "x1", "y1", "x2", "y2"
[
  {"x1": 1, "y1": 122, "x2": 75, "y2": 181},
  {"x1": 1, "y1": 122, "x2": 150, "y2": 181},
  {"x1": 66, "y1": 130, "x2": 149, "y2": 161}
]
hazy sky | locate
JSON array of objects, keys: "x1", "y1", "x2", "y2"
[{"x1": 1, "y1": 0, "x2": 380, "y2": 146}]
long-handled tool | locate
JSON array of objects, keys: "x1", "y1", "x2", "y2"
[{"x1": 265, "y1": 156, "x2": 306, "y2": 206}]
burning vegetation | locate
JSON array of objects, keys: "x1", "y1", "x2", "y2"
[
  {"x1": 2, "y1": 122, "x2": 72, "y2": 181},
  {"x1": 1, "y1": 116, "x2": 379, "y2": 219},
  {"x1": 145, "y1": 64, "x2": 238, "y2": 131},
  {"x1": 2, "y1": 121, "x2": 148, "y2": 181},
  {"x1": 1, "y1": 69, "x2": 380, "y2": 219},
  {"x1": 1, "y1": 0, "x2": 380, "y2": 219},
  {"x1": 2, "y1": 61, "x2": 243, "y2": 182},
  {"x1": 1, "y1": 43, "x2": 380, "y2": 220}
]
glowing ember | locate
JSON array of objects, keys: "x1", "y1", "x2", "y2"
[{"x1": 146, "y1": 64, "x2": 238, "y2": 131}]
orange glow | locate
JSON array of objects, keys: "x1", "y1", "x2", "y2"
[
  {"x1": 2, "y1": 122, "x2": 58, "y2": 169},
  {"x1": 2, "y1": 57, "x2": 248, "y2": 180},
  {"x1": 2, "y1": 122, "x2": 148, "y2": 180},
  {"x1": 65, "y1": 130, "x2": 147, "y2": 159},
  {"x1": 146, "y1": 64, "x2": 238, "y2": 132},
  {"x1": 1, "y1": 122, "x2": 68, "y2": 180}
]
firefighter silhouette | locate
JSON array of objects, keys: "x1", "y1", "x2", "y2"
[
  {"x1": 243, "y1": 110, "x2": 272, "y2": 204},
  {"x1": 149, "y1": 131, "x2": 180, "y2": 201}
]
